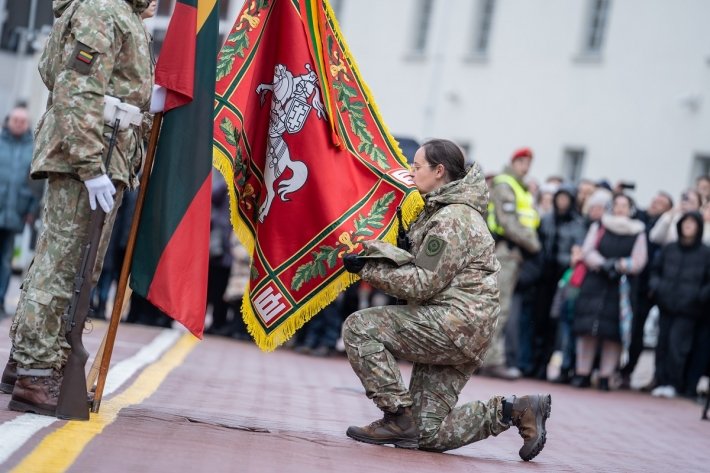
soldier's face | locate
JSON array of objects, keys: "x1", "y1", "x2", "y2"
[
  {"x1": 141, "y1": 0, "x2": 157, "y2": 19},
  {"x1": 411, "y1": 147, "x2": 444, "y2": 195}
]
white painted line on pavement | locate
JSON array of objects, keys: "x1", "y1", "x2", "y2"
[{"x1": 0, "y1": 329, "x2": 183, "y2": 465}]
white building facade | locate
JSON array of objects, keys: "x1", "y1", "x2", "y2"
[
  {"x1": 3, "y1": 0, "x2": 708, "y2": 204},
  {"x1": 331, "y1": 0, "x2": 710, "y2": 204}
]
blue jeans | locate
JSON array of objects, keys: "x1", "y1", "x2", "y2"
[{"x1": 0, "y1": 229, "x2": 16, "y2": 310}]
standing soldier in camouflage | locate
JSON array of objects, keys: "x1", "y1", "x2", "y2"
[
  {"x1": 341, "y1": 139, "x2": 551, "y2": 462},
  {"x1": 481, "y1": 147, "x2": 541, "y2": 379},
  {"x1": 0, "y1": 0, "x2": 154, "y2": 417}
]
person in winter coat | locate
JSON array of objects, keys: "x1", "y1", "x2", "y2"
[
  {"x1": 619, "y1": 191, "x2": 673, "y2": 389},
  {"x1": 531, "y1": 185, "x2": 587, "y2": 380},
  {"x1": 649, "y1": 212, "x2": 710, "y2": 398},
  {"x1": 649, "y1": 189, "x2": 701, "y2": 245},
  {"x1": 340, "y1": 139, "x2": 551, "y2": 462},
  {"x1": 572, "y1": 193, "x2": 647, "y2": 391},
  {"x1": 0, "y1": 106, "x2": 38, "y2": 317}
]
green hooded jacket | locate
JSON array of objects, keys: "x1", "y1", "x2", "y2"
[{"x1": 359, "y1": 162, "x2": 501, "y2": 363}]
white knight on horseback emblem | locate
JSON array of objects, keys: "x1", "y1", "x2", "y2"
[{"x1": 255, "y1": 63, "x2": 326, "y2": 222}]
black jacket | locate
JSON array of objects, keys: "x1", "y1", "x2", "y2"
[{"x1": 650, "y1": 212, "x2": 710, "y2": 319}]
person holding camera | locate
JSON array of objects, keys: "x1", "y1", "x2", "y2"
[
  {"x1": 340, "y1": 139, "x2": 551, "y2": 462},
  {"x1": 572, "y1": 193, "x2": 647, "y2": 390},
  {"x1": 649, "y1": 189, "x2": 702, "y2": 245}
]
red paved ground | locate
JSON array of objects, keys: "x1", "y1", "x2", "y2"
[{"x1": 0, "y1": 316, "x2": 709, "y2": 472}]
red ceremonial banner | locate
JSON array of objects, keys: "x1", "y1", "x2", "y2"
[{"x1": 213, "y1": 0, "x2": 422, "y2": 350}]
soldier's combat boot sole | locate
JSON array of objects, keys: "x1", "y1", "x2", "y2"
[
  {"x1": 346, "y1": 427, "x2": 419, "y2": 449},
  {"x1": 520, "y1": 394, "x2": 551, "y2": 462},
  {"x1": 8, "y1": 398, "x2": 57, "y2": 417}
]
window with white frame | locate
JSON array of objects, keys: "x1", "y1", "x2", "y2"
[
  {"x1": 562, "y1": 148, "x2": 586, "y2": 183},
  {"x1": 410, "y1": 0, "x2": 434, "y2": 55},
  {"x1": 582, "y1": 0, "x2": 611, "y2": 55},
  {"x1": 470, "y1": 0, "x2": 496, "y2": 57}
]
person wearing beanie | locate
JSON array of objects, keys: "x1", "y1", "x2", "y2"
[
  {"x1": 582, "y1": 188, "x2": 613, "y2": 226},
  {"x1": 481, "y1": 148, "x2": 541, "y2": 379}
]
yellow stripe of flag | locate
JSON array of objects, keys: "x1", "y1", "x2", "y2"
[{"x1": 197, "y1": 0, "x2": 218, "y2": 33}]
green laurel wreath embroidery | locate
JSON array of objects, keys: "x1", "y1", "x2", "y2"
[
  {"x1": 220, "y1": 118, "x2": 249, "y2": 187},
  {"x1": 333, "y1": 80, "x2": 389, "y2": 170},
  {"x1": 290, "y1": 192, "x2": 395, "y2": 291},
  {"x1": 216, "y1": 1, "x2": 271, "y2": 81}
]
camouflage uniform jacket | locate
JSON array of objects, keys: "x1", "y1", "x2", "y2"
[
  {"x1": 31, "y1": 0, "x2": 154, "y2": 187},
  {"x1": 490, "y1": 166, "x2": 541, "y2": 254},
  {"x1": 358, "y1": 162, "x2": 501, "y2": 363}
]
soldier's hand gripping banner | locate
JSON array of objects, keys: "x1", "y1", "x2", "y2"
[{"x1": 213, "y1": 0, "x2": 423, "y2": 351}]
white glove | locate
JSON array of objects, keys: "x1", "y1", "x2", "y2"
[
  {"x1": 150, "y1": 85, "x2": 166, "y2": 113},
  {"x1": 84, "y1": 174, "x2": 116, "y2": 213},
  {"x1": 103, "y1": 95, "x2": 143, "y2": 129}
]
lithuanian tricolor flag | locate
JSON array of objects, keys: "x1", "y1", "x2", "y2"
[
  {"x1": 213, "y1": 0, "x2": 423, "y2": 351},
  {"x1": 131, "y1": 0, "x2": 220, "y2": 338}
]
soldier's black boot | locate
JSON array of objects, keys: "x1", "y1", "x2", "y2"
[
  {"x1": 346, "y1": 406, "x2": 419, "y2": 449},
  {"x1": 8, "y1": 372, "x2": 61, "y2": 417},
  {"x1": 503, "y1": 394, "x2": 552, "y2": 461},
  {"x1": 0, "y1": 358, "x2": 17, "y2": 394}
]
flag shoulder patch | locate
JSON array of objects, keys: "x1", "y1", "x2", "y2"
[{"x1": 68, "y1": 42, "x2": 98, "y2": 74}]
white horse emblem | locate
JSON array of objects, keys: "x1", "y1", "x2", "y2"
[{"x1": 255, "y1": 63, "x2": 326, "y2": 222}]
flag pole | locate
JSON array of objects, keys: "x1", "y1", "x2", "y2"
[{"x1": 89, "y1": 112, "x2": 164, "y2": 413}]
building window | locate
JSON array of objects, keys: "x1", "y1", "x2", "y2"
[
  {"x1": 470, "y1": 0, "x2": 496, "y2": 57},
  {"x1": 410, "y1": 0, "x2": 434, "y2": 55},
  {"x1": 0, "y1": 0, "x2": 54, "y2": 54},
  {"x1": 562, "y1": 148, "x2": 586, "y2": 183},
  {"x1": 692, "y1": 154, "x2": 710, "y2": 182},
  {"x1": 582, "y1": 0, "x2": 611, "y2": 55}
]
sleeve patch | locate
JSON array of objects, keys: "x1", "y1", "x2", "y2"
[
  {"x1": 415, "y1": 235, "x2": 447, "y2": 272},
  {"x1": 68, "y1": 42, "x2": 98, "y2": 74}
]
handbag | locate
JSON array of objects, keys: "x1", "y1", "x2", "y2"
[{"x1": 569, "y1": 226, "x2": 606, "y2": 288}]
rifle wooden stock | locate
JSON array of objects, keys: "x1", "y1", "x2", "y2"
[{"x1": 56, "y1": 209, "x2": 106, "y2": 420}]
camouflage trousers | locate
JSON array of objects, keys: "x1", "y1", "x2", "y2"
[
  {"x1": 482, "y1": 242, "x2": 520, "y2": 367},
  {"x1": 342, "y1": 305, "x2": 510, "y2": 451},
  {"x1": 10, "y1": 174, "x2": 123, "y2": 370}
]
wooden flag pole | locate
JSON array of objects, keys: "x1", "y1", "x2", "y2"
[
  {"x1": 86, "y1": 283, "x2": 133, "y2": 390},
  {"x1": 89, "y1": 112, "x2": 164, "y2": 413}
]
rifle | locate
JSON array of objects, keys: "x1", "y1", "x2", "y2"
[
  {"x1": 396, "y1": 206, "x2": 411, "y2": 253},
  {"x1": 55, "y1": 116, "x2": 122, "y2": 420},
  {"x1": 395, "y1": 206, "x2": 411, "y2": 306}
]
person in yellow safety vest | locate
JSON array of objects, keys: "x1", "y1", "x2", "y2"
[{"x1": 480, "y1": 147, "x2": 541, "y2": 380}]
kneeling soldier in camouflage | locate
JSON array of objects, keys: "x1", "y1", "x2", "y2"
[
  {"x1": 1, "y1": 0, "x2": 153, "y2": 416},
  {"x1": 342, "y1": 139, "x2": 551, "y2": 461}
]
